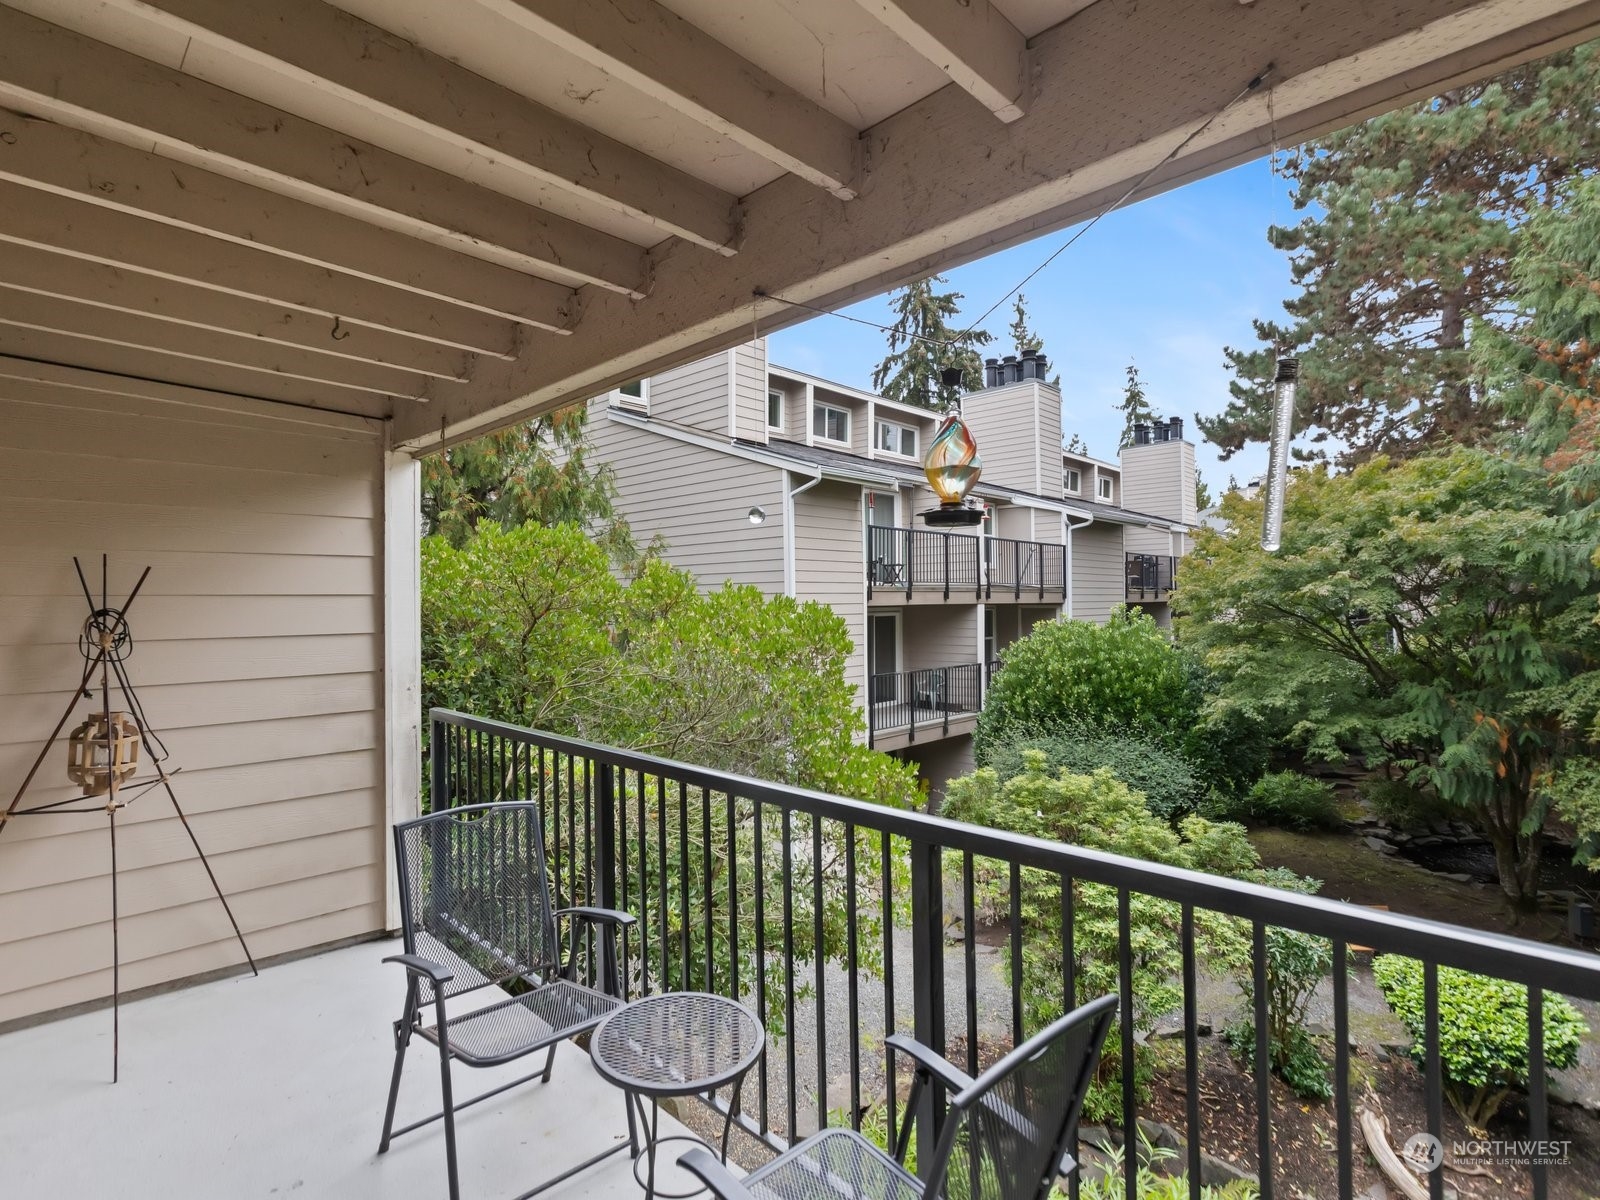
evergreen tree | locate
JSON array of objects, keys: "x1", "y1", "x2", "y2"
[
  {"x1": 872, "y1": 275, "x2": 991, "y2": 409},
  {"x1": 1227, "y1": 473, "x2": 1239, "y2": 493},
  {"x1": 1118, "y1": 362, "x2": 1157, "y2": 448},
  {"x1": 1064, "y1": 433, "x2": 1090, "y2": 456},
  {"x1": 1009, "y1": 293, "x2": 1044, "y2": 356},
  {"x1": 1195, "y1": 471, "x2": 1212, "y2": 511},
  {"x1": 1200, "y1": 43, "x2": 1600, "y2": 466},
  {"x1": 421, "y1": 406, "x2": 635, "y2": 559}
]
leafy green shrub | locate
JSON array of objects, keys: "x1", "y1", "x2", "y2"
[
  {"x1": 943, "y1": 754, "x2": 1249, "y2": 1119},
  {"x1": 1223, "y1": 871, "x2": 1334, "y2": 1100},
  {"x1": 1177, "y1": 654, "x2": 1280, "y2": 800},
  {"x1": 982, "y1": 727, "x2": 1202, "y2": 820},
  {"x1": 1360, "y1": 777, "x2": 1455, "y2": 832},
  {"x1": 977, "y1": 609, "x2": 1196, "y2": 759},
  {"x1": 1371, "y1": 956, "x2": 1588, "y2": 1130},
  {"x1": 1069, "y1": 1134, "x2": 1259, "y2": 1200},
  {"x1": 1204, "y1": 771, "x2": 1342, "y2": 831}
]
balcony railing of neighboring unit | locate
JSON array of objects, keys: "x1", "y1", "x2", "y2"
[
  {"x1": 1126, "y1": 552, "x2": 1177, "y2": 601},
  {"x1": 430, "y1": 708, "x2": 1600, "y2": 1200},
  {"x1": 866, "y1": 526, "x2": 1066, "y2": 602},
  {"x1": 866, "y1": 662, "x2": 982, "y2": 747}
]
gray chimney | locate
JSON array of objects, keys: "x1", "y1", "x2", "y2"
[
  {"x1": 1132, "y1": 422, "x2": 1151, "y2": 446},
  {"x1": 1034, "y1": 353, "x2": 1049, "y2": 381},
  {"x1": 1168, "y1": 416, "x2": 1184, "y2": 441},
  {"x1": 1001, "y1": 354, "x2": 1019, "y2": 383},
  {"x1": 1020, "y1": 351, "x2": 1038, "y2": 381},
  {"x1": 984, "y1": 358, "x2": 999, "y2": 388}
]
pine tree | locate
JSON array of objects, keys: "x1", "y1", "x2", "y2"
[
  {"x1": 1064, "y1": 433, "x2": 1090, "y2": 456},
  {"x1": 421, "y1": 406, "x2": 635, "y2": 560},
  {"x1": 1195, "y1": 471, "x2": 1212, "y2": 511},
  {"x1": 1200, "y1": 43, "x2": 1600, "y2": 466},
  {"x1": 1009, "y1": 293, "x2": 1044, "y2": 356},
  {"x1": 1118, "y1": 362, "x2": 1157, "y2": 448},
  {"x1": 871, "y1": 275, "x2": 992, "y2": 409}
]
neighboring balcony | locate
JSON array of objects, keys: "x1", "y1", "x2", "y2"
[
  {"x1": 867, "y1": 662, "x2": 983, "y2": 749},
  {"x1": 866, "y1": 526, "x2": 1067, "y2": 603},
  {"x1": 1126, "y1": 552, "x2": 1178, "y2": 602}
]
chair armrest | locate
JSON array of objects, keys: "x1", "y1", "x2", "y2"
[
  {"x1": 383, "y1": 953, "x2": 454, "y2": 985},
  {"x1": 554, "y1": 906, "x2": 638, "y2": 928},
  {"x1": 886, "y1": 1033, "x2": 975, "y2": 1095},
  {"x1": 678, "y1": 1148, "x2": 756, "y2": 1200}
]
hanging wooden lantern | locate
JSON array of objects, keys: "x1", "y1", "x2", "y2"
[{"x1": 66, "y1": 711, "x2": 141, "y2": 797}]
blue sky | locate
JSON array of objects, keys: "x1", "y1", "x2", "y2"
[{"x1": 767, "y1": 158, "x2": 1297, "y2": 497}]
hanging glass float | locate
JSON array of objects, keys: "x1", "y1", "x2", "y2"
[
  {"x1": 920, "y1": 376, "x2": 984, "y2": 527},
  {"x1": 66, "y1": 711, "x2": 141, "y2": 798}
]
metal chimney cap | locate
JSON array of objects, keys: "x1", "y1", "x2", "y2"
[{"x1": 1274, "y1": 357, "x2": 1299, "y2": 382}]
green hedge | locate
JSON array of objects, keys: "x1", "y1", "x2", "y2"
[
  {"x1": 1372, "y1": 955, "x2": 1587, "y2": 1129},
  {"x1": 981, "y1": 727, "x2": 1201, "y2": 820},
  {"x1": 1202, "y1": 771, "x2": 1342, "y2": 831}
]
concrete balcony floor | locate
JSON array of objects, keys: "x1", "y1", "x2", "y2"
[{"x1": 1, "y1": 938, "x2": 694, "y2": 1199}]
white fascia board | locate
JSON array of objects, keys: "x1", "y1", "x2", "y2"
[{"x1": 606, "y1": 407, "x2": 898, "y2": 488}]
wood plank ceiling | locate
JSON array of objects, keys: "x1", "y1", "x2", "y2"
[{"x1": 0, "y1": 0, "x2": 1595, "y2": 442}]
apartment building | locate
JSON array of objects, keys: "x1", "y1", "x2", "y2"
[{"x1": 583, "y1": 340, "x2": 1195, "y2": 791}]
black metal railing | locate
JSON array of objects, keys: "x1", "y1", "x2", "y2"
[
  {"x1": 1126, "y1": 552, "x2": 1177, "y2": 600},
  {"x1": 429, "y1": 708, "x2": 1600, "y2": 1200},
  {"x1": 866, "y1": 526, "x2": 1067, "y2": 602},
  {"x1": 866, "y1": 525, "x2": 982, "y2": 600},
  {"x1": 986, "y1": 536, "x2": 1066, "y2": 601},
  {"x1": 866, "y1": 662, "x2": 983, "y2": 747}
]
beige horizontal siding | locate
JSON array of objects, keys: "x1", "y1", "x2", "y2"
[
  {"x1": 647, "y1": 354, "x2": 729, "y2": 436},
  {"x1": 731, "y1": 342, "x2": 768, "y2": 443},
  {"x1": 793, "y1": 481, "x2": 867, "y2": 704},
  {"x1": 587, "y1": 415, "x2": 786, "y2": 593},
  {"x1": 1070, "y1": 521, "x2": 1126, "y2": 623},
  {"x1": 964, "y1": 384, "x2": 1041, "y2": 493},
  {"x1": 0, "y1": 375, "x2": 386, "y2": 1025},
  {"x1": 901, "y1": 606, "x2": 978, "y2": 673}
]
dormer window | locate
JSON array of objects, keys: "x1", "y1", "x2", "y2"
[
  {"x1": 1098, "y1": 476, "x2": 1114, "y2": 501},
  {"x1": 614, "y1": 378, "x2": 648, "y2": 411},
  {"x1": 1064, "y1": 467, "x2": 1081, "y2": 495},
  {"x1": 767, "y1": 390, "x2": 784, "y2": 431},
  {"x1": 875, "y1": 420, "x2": 917, "y2": 457},
  {"x1": 813, "y1": 402, "x2": 849, "y2": 444}
]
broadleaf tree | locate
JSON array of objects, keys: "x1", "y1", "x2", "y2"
[
  {"x1": 1175, "y1": 453, "x2": 1600, "y2": 908},
  {"x1": 872, "y1": 275, "x2": 992, "y2": 409},
  {"x1": 1200, "y1": 42, "x2": 1600, "y2": 466}
]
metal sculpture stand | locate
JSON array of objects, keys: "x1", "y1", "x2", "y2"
[{"x1": 0, "y1": 556, "x2": 257, "y2": 1081}]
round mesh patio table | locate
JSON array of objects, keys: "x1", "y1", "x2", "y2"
[{"x1": 591, "y1": 992, "x2": 765, "y2": 1200}]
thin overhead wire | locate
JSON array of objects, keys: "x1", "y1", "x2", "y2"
[{"x1": 756, "y1": 63, "x2": 1276, "y2": 351}]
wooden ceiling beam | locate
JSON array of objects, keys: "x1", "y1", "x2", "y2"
[
  {"x1": 852, "y1": 0, "x2": 1029, "y2": 122},
  {"x1": 0, "y1": 181, "x2": 521, "y2": 359},
  {"x1": 0, "y1": 7, "x2": 657, "y2": 293},
  {"x1": 109, "y1": 0, "x2": 740, "y2": 253},
  {"x1": 0, "y1": 243, "x2": 473, "y2": 382},
  {"x1": 395, "y1": 0, "x2": 1600, "y2": 449},
  {"x1": 0, "y1": 326, "x2": 393, "y2": 418},
  {"x1": 0, "y1": 111, "x2": 589, "y2": 325},
  {"x1": 477, "y1": 0, "x2": 862, "y2": 199},
  {"x1": 0, "y1": 289, "x2": 438, "y2": 400}
]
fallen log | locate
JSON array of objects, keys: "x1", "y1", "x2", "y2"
[{"x1": 1359, "y1": 1107, "x2": 1430, "y2": 1200}]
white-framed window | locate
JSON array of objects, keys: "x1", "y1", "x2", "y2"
[
  {"x1": 767, "y1": 390, "x2": 784, "y2": 431},
  {"x1": 813, "y1": 402, "x2": 850, "y2": 443},
  {"x1": 874, "y1": 420, "x2": 917, "y2": 457},
  {"x1": 1098, "y1": 476, "x2": 1114, "y2": 501},
  {"x1": 613, "y1": 378, "x2": 648, "y2": 411},
  {"x1": 1063, "y1": 467, "x2": 1081, "y2": 495}
]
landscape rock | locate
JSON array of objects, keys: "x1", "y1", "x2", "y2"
[{"x1": 1363, "y1": 836, "x2": 1391, "y2": 853}]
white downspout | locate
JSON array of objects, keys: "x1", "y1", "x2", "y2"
[
  {"x1": 783, "y1": 467, "x2": 824, "y2": 597},
  {"x1": 1063, "y1": 511, "x2": 1094, "y2": 620}
]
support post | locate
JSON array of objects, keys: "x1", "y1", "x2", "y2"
[
  {"x1": 909, "y1": 838, "x2": 945, "y2": 1175},
  {"x1": 596, "y1": 761, "x2": 620, "y2": 996}
]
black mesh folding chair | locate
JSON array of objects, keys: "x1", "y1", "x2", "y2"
[
  {"x1": 681, "y1": 993, "x2": 1117, "y2": 1200},
  {"x1": 378, "y1": 801, "x2": 637, "y2": 1200}
]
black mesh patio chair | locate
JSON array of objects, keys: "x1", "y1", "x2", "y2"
[
  {"x1": 378, "y1": 801, "x2": 637, "y2": 1200},
  {"x1": 681, "y1": 993, "x2": 1117, "y2": 1200}
]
